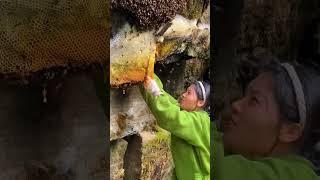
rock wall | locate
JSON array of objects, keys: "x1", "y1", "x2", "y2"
[
  {"x1": 214, "y1": 0, "x2": 320, "y2": 116},
  {"x1": 0, "y1": 70, "x2": 107, "y2": 180},
  {"x1": 110, "y1": 1, "x2": 210, "y2": 179}
]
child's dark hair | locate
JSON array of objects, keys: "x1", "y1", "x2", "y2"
[{"x1": 193, "y1": 81, "x2": 210, "y2": 108}]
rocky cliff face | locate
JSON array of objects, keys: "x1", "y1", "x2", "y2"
[
  {"x1": 214, "y1": 0, "x2": 320, "y2": 115},
  {"x1": 110, "y1": 1, "x2": 210, "y2": 179},
  {"x1": 0, "y1": 70, "x2": 107, "y2": 180}
]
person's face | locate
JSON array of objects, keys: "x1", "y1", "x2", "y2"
[
  {"x1": 223, "y1": 72, "x2": 282, "y2": 157},
  {"x1": 179, "y1": 84, "x2": 204, "y2": 112}
]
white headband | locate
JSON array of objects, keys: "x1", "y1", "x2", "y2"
[
  {"x1": 197, "y1": 81, "x2": 206, "y2": 103},
  {"x1": 280, "y1": 63, "x2": 306, "y2": 128}
]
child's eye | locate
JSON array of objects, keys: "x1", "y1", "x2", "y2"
[{"x1": 250, "y1": 96, "x2": 259, "y2": 105}]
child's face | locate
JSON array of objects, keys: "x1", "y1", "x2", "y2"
[
  {"x1": 223, "y1": 72, "x2": 283, "y2": 157},
  {"x1": 179, "y1": 84, "x2": 204, "y2": 112}
]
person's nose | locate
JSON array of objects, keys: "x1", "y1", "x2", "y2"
[{"x1": 231, "y1": 98, "x2": 243, "y2": 114}]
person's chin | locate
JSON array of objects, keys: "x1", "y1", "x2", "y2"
[
  {"x1": 179, "y1": 103, "x2": 185, "y2": 110},
  {"x1": 223, "y1": 134, "x2": 236, "y2": 154}
]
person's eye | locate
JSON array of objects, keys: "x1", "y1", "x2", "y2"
[{"x1": 250, "y1": 96, "x2": 259, "y2": 105}]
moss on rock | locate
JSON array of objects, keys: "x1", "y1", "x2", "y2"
[{"x1": 140, "y1": 128, "x2": 174, "y2": 180}]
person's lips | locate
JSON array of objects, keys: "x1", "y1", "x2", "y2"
[{"x1": 223, "y1": 115, "x2": 237, "y2": 130}]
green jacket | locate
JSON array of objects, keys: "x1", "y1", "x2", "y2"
[
  {"x1": 140, "y1": 74, "x2": 210, "y2": 180},
  {"x1": 213, "y1": 123, "x2": 319, "y2": 180}
]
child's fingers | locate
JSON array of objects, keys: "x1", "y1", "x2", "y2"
[
  {"x1": 143, "y1": 76, "x2": 162, "y2": 96},
  {"x1": 144, "y1": 76, "x2": 152, "y2": 87},
  {"x1": 146, "y1": 76, "x2": 152, "y2": 81},
  {"x1": 144, "y1": 76, "x2": 152, "y2": 84}
]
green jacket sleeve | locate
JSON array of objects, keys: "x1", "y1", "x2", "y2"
[
  {"x1": 213, "y1": 123, "x2": 318, "y2": 180},
  {"x1": 140, "y1": 74, "x2": 210, "y2": 148}
]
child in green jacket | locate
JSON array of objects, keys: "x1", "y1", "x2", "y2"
[
  {"x1": 141, "y1": 74, "x2": 210, "y2": 180},
  {"x1": 214, "y1": 62, "x2": 320, "y2": 180}
]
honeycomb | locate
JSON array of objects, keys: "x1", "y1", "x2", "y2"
[
  {"x1": 110, "y1": 23, "x2": 155, "y2": 87},
  {"x1": 0, "y1": 0, "x2": 109, "y2": 76}
]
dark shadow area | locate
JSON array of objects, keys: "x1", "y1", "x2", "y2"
[
  {"x1": 0, "y1": 70, "x2": 107, "y2": 180},
  {"x1": 123, "y1": 135, "x2": 142, "y2": 180}
]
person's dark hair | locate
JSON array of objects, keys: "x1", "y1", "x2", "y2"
[
  {"x1": 261, "y1": 62, "x2": 320, "y2": 166},
  {"x1": 193, "y1": 81, "x2": 210, "y2": 108}
]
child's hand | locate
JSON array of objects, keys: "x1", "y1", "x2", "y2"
[{"x1": 144, "y1": 76, "x2": 162, "y2": 96}]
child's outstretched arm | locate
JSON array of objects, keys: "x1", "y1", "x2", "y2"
[{"x1": 140, "y1": 74, "x2": 210, "y2": 148}]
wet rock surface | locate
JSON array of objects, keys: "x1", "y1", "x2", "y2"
[
  {"x1": 110, "y1": 86, "x2": 155, "y2": 141},
  {"x1": 110, "y1": 139, "x2": 128, "y2": 180},
  {"x1": 0, "y1": 72, "x2": 107, "y2": 180}
]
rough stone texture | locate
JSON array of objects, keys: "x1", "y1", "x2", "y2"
[
  {"x1": 239, "y1": 0, "x2": 303, "y2": 59},
  {"x1": 213, "y1": 0, "x2": 302, "y2": 116},
  {"x1": 160, "y1": 15, "x2": 198, "y2": 38},
  {"x1": 213, "y1": 0, "x2": 320, "y2": 116},
  {"x1": 110, "y1": 139, "x2": 128, "y2": 180},
  {"x1": 156, "y1": 15, "x2": 210, "y2": 61},
  {"x1": 140, "y1": 129, "x2": 174, "y2": 180},
  {"x1": 181, "y1": 0, "x2": 207, "y2": 19},
  {"x1": 55, "y1": 74, "x2": 107, "y2": 180},
  {"x1": 0, "y1": 72, "x2": 107, "y2": 180},
  {"x1": 118, "y1": 130, "x2": 174, "y2": 180},
  {"x1": 187, "y1": 28, "x2": 210, "y2": 59},
  {"x1": 155, "y1": 58, "x2": 209, "y2": 98},
  {"x1": 111, "y1": 0, "x2": 187, "y2": 30},
  {"x1": 110, "y1": 86, "x2": 155, "y2": 141},
  {"x1": 198, "y1": 3, "x2": 210, "y2": 25},
  {"x1": 123, "y1": 135, "x2": 142, "y2": 180}
]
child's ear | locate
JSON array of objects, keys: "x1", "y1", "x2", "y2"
[
  {"x1": 197, "y1": 100, "x2": 205, "y2": 108},
  {"x1": 279, "y1": 123, "x2": 303, "y2": 143}
]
